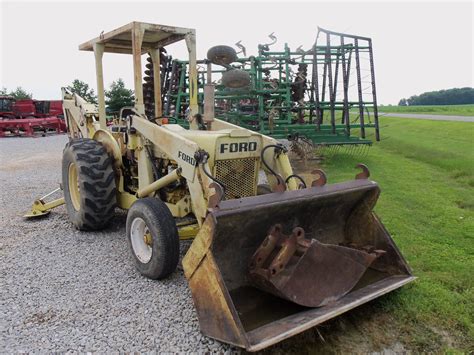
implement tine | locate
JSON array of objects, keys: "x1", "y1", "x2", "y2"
[
  {"x1": 341, "y1": 144, "x2": 347, "y2": 157},
  {"x1": 349, "y1": 145, "x2": 354, "y2": 156},
  {"x1": 355, "y1": 145, "x2": 360, "y2": 157},
  {"x1": 354, "y1": 145, "x2": 360, "y2": 157},
  {"x1": 348, "y1": 144, "x2": 355, "y2": 157}
]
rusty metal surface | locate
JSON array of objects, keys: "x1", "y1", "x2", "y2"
[
  {"x1": 355, "y1": 163, "x2": 370, "y2": 179},
  {"x1": 214, "y1": 178, "x2": 378, "y2": 214},
  {"x1": 207, "y1": 182, "x2": 224, "y2": 211},
  {"x1": 311, "y1": 168, "x2": 327, "y2": 187},
  {"x1": 183, "y1": 178, "x2": 414, "y2": 351},
  {"x1": 271, "y1": 174, "x2": 287, "y2": 192},
  {"x1": 249, "y1": 224, "x2": 384, "y2": 307},
  {"x1": 245, "y1": 275, "x2": 416, "y2": 351}
]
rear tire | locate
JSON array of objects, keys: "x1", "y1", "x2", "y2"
[
  {"x1": 62, "y1": 138, "x2": 117, "y2": 230},
  {"x1": 126, "y1": 198, "x2": 179, "y2": 280}
]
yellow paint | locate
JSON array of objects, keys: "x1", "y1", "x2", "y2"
[
  {"x1": 24, "y1": 197, "x2": 65, "y2": 218},
  {"x1": 68, "y1": 163, "x2": 80, "y2": 211},
  {"x1": 117, "y1": 191, "x2": 137, "y2": 210},
  {"x1": 178, "y1": 223, "x2": 200, "y2": 240}
]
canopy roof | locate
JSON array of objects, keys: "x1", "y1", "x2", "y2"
[{"x1": 79, "y1": 21, "x2": 194, "y2": 54}]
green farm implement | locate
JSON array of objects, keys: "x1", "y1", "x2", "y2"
[{"x1": 145, "y1": 27, "x2": 380, "y2": 156}]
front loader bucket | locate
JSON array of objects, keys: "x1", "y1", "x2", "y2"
[{"x1": 182, "y1": 179, "x2": 414, "y2": 351}]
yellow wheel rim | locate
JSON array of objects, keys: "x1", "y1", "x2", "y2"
[{"x1": 68, "y1": 163, "x2": 81, "y2": 211}]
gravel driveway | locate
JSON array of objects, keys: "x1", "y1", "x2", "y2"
[
  {"x1": 0, "y1": 134, "x2": 240, "y2": 353},
  {"x1": 0, "y1": 134, "x2": 414, "y2": 354}
]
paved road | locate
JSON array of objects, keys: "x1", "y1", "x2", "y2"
[{"x1": 380, "y1": 113, "x2": 474, "y2": 122}]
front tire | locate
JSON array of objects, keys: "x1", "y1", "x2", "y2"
[
  {"x1": 126, "y1": 198, "x2": 179, "y2": 280},
  {"x1": 62, "y1": 138, "x2": 117, "y2": 230}
]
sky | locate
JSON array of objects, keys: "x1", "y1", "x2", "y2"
[{"x1": 0, "y1": 0, "x2": 473, "y2": 105}]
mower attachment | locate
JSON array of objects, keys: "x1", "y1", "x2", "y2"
[{"x1": 183, "y1": 178, "x2": 414, "y2": 351}]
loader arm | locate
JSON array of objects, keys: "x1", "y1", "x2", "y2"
[
  {"x1": 61, "y1": 87, "x2": 100, "y2": 139},
  {"x1": 132, "y1": 115, "x2": 213, "y2": 224}
]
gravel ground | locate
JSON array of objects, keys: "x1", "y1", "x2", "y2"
[
  {"x1": 0, "y1": 134, "x2": 413, "y2": 354},
  {"x1": 0, "y1": 134, "x2": 241, "y2": 353}
]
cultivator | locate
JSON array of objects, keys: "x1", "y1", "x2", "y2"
[{"x1": 145, "y1": 27, "x2": 380, "y2": 157}]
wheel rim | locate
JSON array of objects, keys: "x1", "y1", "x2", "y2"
[
  {"x1": 68, "y1": 163, "x2": 81, "y2": 211},
  {"x1": 130, "y1": 217, "x2": 153, "y2": 263}
]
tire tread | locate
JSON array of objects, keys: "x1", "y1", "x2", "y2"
[{"x1": 62, "y1": 138, "x2": 116, "y2": 230}]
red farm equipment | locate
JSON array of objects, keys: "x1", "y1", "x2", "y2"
[
  {"x1": 0, "y1": 97, "x2": 66, "y2": 137},
  {"x1": 13, "y1": 99, "x2": 63, "y2": 118}
]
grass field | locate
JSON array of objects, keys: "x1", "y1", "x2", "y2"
[
  {"x1": 283, "y1": 116, "x2": 474, "y2": 353},
  {"x1": 377, "y1": 104, "x2": 474, "y2": 116}
]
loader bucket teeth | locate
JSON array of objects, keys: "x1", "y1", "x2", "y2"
[{"x1": 183, "y1": 178, "x2": 415, "y2": 351}]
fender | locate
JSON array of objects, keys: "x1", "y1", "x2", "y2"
[{"x1": 92, "y1": 128, "x2": 123, "y2": 169}]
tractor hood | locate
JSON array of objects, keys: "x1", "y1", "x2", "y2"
[{"x1": 163, "y1": 124, "x2": 264, "y2": 166}]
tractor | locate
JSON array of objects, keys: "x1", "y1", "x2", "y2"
[{"x1": 26, "y1": 22, "x2": 414, "y2": 351}]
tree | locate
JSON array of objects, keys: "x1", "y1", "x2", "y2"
[
  {"x1": 105, "y1": 79, "x2": 134, "y2": 114},
  {"x1": 400, "y1": 87, "x2": 474, "y2": 106},
  {"x1": 9, "y1": 87, "x2": 32, "y2": 99},
  {"x1": 0, "y1": 87, "x2": 7, "y2": 95},
  {"x1": 398, "y1": 98, "x2": 408, "y2": 106},
  {"x1": 69, "y1": 79, "x2": 97, "y2": 104}
]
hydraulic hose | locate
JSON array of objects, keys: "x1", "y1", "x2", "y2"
[
  {"x1": 196, "y1": 151, "x2": 227, "y2": 196},
  {"x1": 285, "y1": 174, "x2": 307, "y2": 188},
  {"x1": 260, "y1": 144, "x2": 288, "y2": 179}
]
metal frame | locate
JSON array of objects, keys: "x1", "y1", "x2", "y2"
[
  {"x1": 160, "y1": 28, "x2": 380, "y2": 149},
  {"x1": 58, "y1": 22, "x2": 297, "y2": 227}
]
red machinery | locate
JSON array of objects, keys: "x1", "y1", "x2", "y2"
[
  {"x1": 0, "y1": 97, "x2": 66, "y2": 137},
  {"x1": 0, "y1": 95, "x2": 16, "y2": 119},
  {"x1": 13, "y1": 99, "x2": 63, "y2": 118}
]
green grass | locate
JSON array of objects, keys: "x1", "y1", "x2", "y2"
[
  {"x1": 377, "y1": 104, "x2": 474, "y2": 116},
  {"x1": 285, "y1": 117, "x2": 474, "y2": 353}
]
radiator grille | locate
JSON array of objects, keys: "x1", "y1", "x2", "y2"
[{"x1": 214, "y1": 158, "x2": 258, "y2": 199}]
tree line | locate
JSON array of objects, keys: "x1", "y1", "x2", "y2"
[
  {"x1": 0, "y1": 87, "x2": 33, "y2": 99},
  {"x1": 1, "y1": 79, "x2": 134, "y2": 114},
  {"x1": 398, "y1": 87, "x2": 474, "y2": 106}
]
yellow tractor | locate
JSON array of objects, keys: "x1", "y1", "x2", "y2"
[{"x1": 26, "y1": 22, "x2": 414, "y2": 351}]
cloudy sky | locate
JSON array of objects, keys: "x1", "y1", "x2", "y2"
[{"x1": 1, "y1": 0, "x2": 472, "y2": 104}]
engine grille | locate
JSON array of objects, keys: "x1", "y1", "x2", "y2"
[{"x1": 214, "y1": 158, "x2": 258, "y2": 199}]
